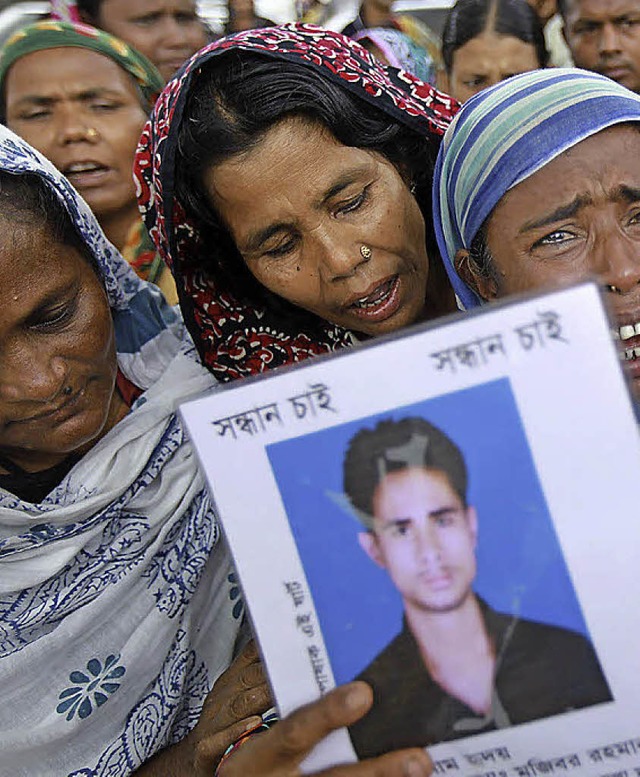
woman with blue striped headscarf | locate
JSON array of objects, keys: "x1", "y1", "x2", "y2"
[{"x1": 433, "y1": 68, "x2": 640, "y2": 398}]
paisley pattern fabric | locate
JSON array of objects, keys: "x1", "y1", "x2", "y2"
[
  {"x1": 0, "y1": 125, "x2": 243, "y2": 776},
  {"x1": 134, "y1": 23, "x2": 458, "y2": 382}
]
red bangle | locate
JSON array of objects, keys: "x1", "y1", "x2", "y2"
[{"x1": 213, "y1": 720, "x2": 271, "y2": 776}]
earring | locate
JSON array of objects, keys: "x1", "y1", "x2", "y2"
[
  {"x1": 409, "y1": 182, "x2": 417, "y2": 195},
  {"x1": 86, "y1": 127, "x2": 99, "y2": 141},
  {"x1": 360, "y1": 245, "x2": 372, "y2": 260}
]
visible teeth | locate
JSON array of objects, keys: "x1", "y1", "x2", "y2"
[
  {"x1": 615, "y1": 320, "x2": 640, "y2": 340},
  {"x1": 353, "y1": 281, "x2": 392, "y2": 308},
  {"x1": 66, "y1": 162, "x2": 101, "y2": 173},
  {"x1": 620, "y1": 324, "x2": 635, "y2": 340},
  {"x1": 623, "y1": 348, "x2": 640, "y2": 361}
]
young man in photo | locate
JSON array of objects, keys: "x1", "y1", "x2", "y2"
[{"x1": 343, "y1": 417, "x2": 612, "y2": 758}]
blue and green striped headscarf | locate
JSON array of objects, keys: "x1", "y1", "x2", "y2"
[{"x1": 433, "y1": 68, "x2": 640, "y2": 309}]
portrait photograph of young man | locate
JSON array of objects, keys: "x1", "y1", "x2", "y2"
[{"x1": 266, "y1": 379, "x2": 613, "y2": 758}]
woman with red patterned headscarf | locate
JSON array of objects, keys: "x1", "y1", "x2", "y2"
[{"x1": 135, "y1": 24, "x2": 459, "y2": 385}]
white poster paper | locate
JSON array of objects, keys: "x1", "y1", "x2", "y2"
[{"x1": 181, "y1": 283, "x2": 640, "y2": 777}]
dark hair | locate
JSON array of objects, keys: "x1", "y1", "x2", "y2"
[
  {"x1": 467, "y1": 223, "x2": 501, "y2": 292},
  {"x1": 174, "y1": 51, "x2": 441, "y2": 329},
  {"x1": 0, "y1": 171, "x2": 99, "y2": 273},
  {"x1": 75, "y1": 0, "x2": 102, "y2": 22},
  {"x1": 343, "y1": 417, "x2": 468, "y2": 528},
  {"x1": 442, "y1": 0, "x2": 549, "y2": 73}
]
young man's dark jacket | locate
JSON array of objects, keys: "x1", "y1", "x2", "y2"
[{"x1": 349, "y1": 598, "x2": 612, "y2": 758}]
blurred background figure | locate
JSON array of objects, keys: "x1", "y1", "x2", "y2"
[
  {"x1": 354, "y1": 26, "x2": 436, "y2": 81},
  {"x1": 297, "y1": 0, "x2": 330, "y2": 24},
  {"x1": 223, "y1": 0, "x2": 274, "y2": 33},
  {"x1": 341, "y1": 0, "x2": 444, "y2": 82},
  {"x1": 526, "y1": 0, "x2": 572, "y2": 66},
  {"x1": 441, "y1": 0, "x2": 548, "y2": 102},
  {"x1": 0, "y1": 20, "x2": 178, "y2": 301},
  {"x1": 50, "y1": 0, "x2": 209, "y2": 81},
  {"x1": 559, "y1": 0, "x2": 640, "y2": 93}
]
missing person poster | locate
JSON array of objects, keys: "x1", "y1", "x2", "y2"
[{"x1": 181, "y1": 282, "x2": 640, "y2": 776}]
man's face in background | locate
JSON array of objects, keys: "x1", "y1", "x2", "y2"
[
  {"x1": 359, "y1": 467, "x2": 478, "y2": 614},
  {"x1": 563, "y1": 0, "x2": 640, "y2": 93}
]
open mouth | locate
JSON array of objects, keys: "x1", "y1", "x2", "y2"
[
  {"x1": 614, "y1": 320, "x2": 640, "y2": 362},
  {"x1": 347, "y1": 276, "x2": 401, "y2": 322},
  {"x1": 63, "y1": 161, "x2": 109, "y2": 184}
]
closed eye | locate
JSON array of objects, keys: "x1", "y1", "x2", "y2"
[
  {"x1": 262, "y1": 236, "x2": 298, "y2": 258},
  {"x1": 17, "y1": 108, "x2": 51, "y2": 120},
  {"x1": 29, "y1": 299, "x2": 77, "y2": 332},
  {"x1": 463, "y1": 76, "x2": 486, "y2": 88},
  {"x1": 131, "y1": 13, "x2": 161, "y2": 25},
  {"x1": 335, "y1": 185, "x2": 371, "y2": 216},
  {"x1": 89, "y1": 100, "x2": 122, "y2": 113}
]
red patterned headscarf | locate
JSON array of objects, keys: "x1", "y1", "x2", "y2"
[{"x1": 134, "y1": 23, "x2": 458, "y2": 383}]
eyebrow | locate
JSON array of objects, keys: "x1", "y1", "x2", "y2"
[
  {"x1": 319, "y1": 170, "x2": 366, "y2": 205},
  {"x1": 241, "y1": 167, "x2": 370, "y2": 254},
  {"x1": 12, "y1": 88, "x2": 122, "y2": 107},
  {"x1": 242, "y1": 222, "x2": 293, "y2": 254},
  {"x1": 379, "y1": 505, "x2": 461, "y2": 527},
  {"x1": 519, "y1": 186, "x2": 640, "y2": 233}
]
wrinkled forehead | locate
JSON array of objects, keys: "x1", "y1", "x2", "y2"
[
  {"x1": 562, "y1": 0, "x2": 638, "y2": 19},
  {"x1": 492, "y1": 121, "x2": 640, "y2": 211},
  {"x1": 440, "y1": 71, "x2": 640, "y2": 249}
]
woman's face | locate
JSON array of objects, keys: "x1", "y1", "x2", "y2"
[
  {"x1": 475, "y1": 125, "x2": 640, "y2": 396},
  {"x1": 204, "y1": 118, "x2": 431, "y2": 337},
  {"x1": 96, "y1": 0, "x2": 208, "y2": 82},
  {"x1": 446, "y1": 32, "x2": 541, "y2": 103},
  {"x1": 5, "y1": 47, "x2": 147, "y2": 223},
  {"x1": 0, "y1": 219, "x2": 119, "y2": 470}
]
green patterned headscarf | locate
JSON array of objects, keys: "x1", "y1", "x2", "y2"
[{"x1": 0, "y1": 20, "x2": 163, "y2": 109}]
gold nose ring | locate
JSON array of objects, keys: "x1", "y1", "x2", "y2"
[
  {"x1": 360, "y1": 245, "x2": 372, "y2": 260},
  {"x1": 86, "y1": 127, "x2": 99, "y2": 141}
]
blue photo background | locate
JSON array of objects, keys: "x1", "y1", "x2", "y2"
[{"x1": 266, "y1": 378, "x2": 590, "y2": 684}]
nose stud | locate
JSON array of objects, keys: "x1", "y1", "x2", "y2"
[
  {"x1": 360, "y1": 245, "x2": 372, "y2": 260},
  {"x1": 86, "y1": 127, "x2": 99, "y2": 141}
]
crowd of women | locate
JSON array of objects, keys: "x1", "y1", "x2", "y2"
[{"x1": 1, "y1": 0, "x2": 639, "y2": 774}]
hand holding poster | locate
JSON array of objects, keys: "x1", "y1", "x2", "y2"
[{"x1": 181, "y1": 283, "x2": 640, "y2": 776}]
